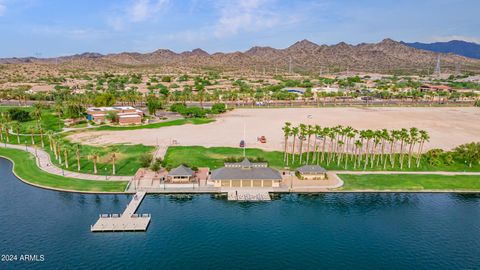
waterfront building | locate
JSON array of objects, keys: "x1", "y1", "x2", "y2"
[
  {"x1": 210, "y1": 158, "x2": 282, "y2": 188},
  {"x1": 167, "y1": 165, "x2": 196, "y2": 183},
  {"x1": 296, "y1": 165, "x2": 327, "y2": 180}
]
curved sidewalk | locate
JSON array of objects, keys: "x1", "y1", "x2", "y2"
[{"x1": 0, "y1": 143, "x2": 132, "y2": 181}]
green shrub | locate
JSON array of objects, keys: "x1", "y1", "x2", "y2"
[
  {"x1": 7, "y1": 108, "x2": 31, "y2": 122},
  {"x1": 139, "y1": 153, "x2": 153, "y2": 168}
]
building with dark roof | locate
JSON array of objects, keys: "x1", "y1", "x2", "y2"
[
  {"x1": 167, "y1": 165, "x2": 196, "y2": 183},
  {"x1": 210, "y1": 158, "x2": 282, "y2": 188},
  {"x1": 296, "y1": 165, "x2": 327, "y2": 180}
]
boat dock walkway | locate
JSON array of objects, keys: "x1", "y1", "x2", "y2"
[
  {"x1": 91, "y1": 191, "x2": 150, "y2": 232},
  {"x1": 227, "y1": 189, "x2": 271, "y2": 201}
]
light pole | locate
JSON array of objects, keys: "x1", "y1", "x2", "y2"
[{"x1": 105, "y1": 167, "x2": 107, "y2": 180}]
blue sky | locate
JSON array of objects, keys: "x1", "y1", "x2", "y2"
[{"x1": 0, "y1": 0, "x2": 479, "y2": 57}]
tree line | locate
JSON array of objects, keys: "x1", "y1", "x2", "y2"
[{"x1": 282, "y1": 123, "x2": 430, "y2": 170}]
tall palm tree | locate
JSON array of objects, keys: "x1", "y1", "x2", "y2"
[
  {"x1": 399, "y1": 128, "x2": 409, "y2": 170},
  {"x1": 30, "y1": 127, "x2": 35, "y2": 145},
  {"x1": 90, "y1": 151, "x2": 99, "y2": 174},
  {"x1": 305, "y1": 125, "x2": 314, "y2": 164},
  {"x1": 75, "y1": 144, "x2": 81, "y2": 171},
  {"x1": 4, "y1": 122, "x2": 10, "y2": 143},
  {"x1": 111, "y1": 147, "x2": 118, "y2": 175},
  {"x1": 416, "y1": 130, "x2": 430, "y2": 167},
  {"x1": 13, "y1": 122, "x2": 21, "y2": 144},
  {"x1": 353, "y1": 140, "x2": 363, "y2": 169},
  {"x1": 407, "y1": 127, "x2": 419, "y2": 168},
  {"x1": 282, "y1": 122, "x2": 291, "y2": 165},
  {"x1": 291, "y1": 126, "x2": 299, "y2": 164},
  {"x1": 298, "y1": 124, "x2": 307, "y2": 164},
  {"x1": 62, "y1": 143, "x2": 71, "y2": 169},
  {"x1": 31, "y1": 105, "x2": 42, "y2": 128},
  {"x1": 312, "y1": 125, "x2": 321, "y2": 164},
  {"x1": 39, "y1": 127, "x2": 45, "y2": 148}
]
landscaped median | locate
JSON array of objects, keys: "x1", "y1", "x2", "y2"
[
  {"x1": 338, "y1": 174, "x2": 480, "y2": 191},
  {"x1": 0, "y1": 147, "x2": 128, "y2": 193}
]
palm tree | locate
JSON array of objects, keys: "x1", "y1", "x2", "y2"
[
  {"x1": 46, "y1": 130, "x2": 54, "y2": 151},
  {"x1": 311, "y1": 125, "x2": 321, "y2": 164},
  {"x1": 298, "y1": 124, "x2": 307, "y2": 164},
  {"x1": 291, "y1": 126, "x2": 299, "y2": 164},
  {"x1": 31, "y1": 105, "x2": 42, "y2": 128},
  {"x1": 39, "y1": 127, "x2": 45, "y2": 148},
  {"x1": 416, "y1": 130, "x2": 430, "y2": 167},
  {"x1": 399, "y1": 128, "x2": 409, "y2": 170},
  {"x1": 111, "y1": 147, "x2": 118, "y2": 175},
  {"x1": 353, "y1": 140, "x2": 363, "y2": 169},
  {"x1": 62, "y1": 143, "x2": 71, "y2": 169},
  {"x1": 13, "y1": 122, "x2": 21, "y2": 144},
  {"x1": 4, "y1": 122, "x2": 10, "y2": 143},
  {"x1": 320, "y1": 127, "x2": 330, "y2": 163},
  {"x1": 305, "y1": 125, "x2": 314, "y2": 164},
  {"x1": 282, "y1": 122, "x2": 291, "y2": 165},
  {"x1": 30, "y1": 127, "x2": 35, "y2": 145},
  {"x1": 75, "y1": 144, "x2": 81, "y2": 171},
  {"x1": 407, "y1": 127, "x2": 419, "y2": 168},
  {"x1": 90, "y1": 151, "x2": 99, "y2": 174}
]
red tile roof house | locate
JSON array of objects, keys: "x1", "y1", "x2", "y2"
[
  {"x1": 86, "y1": 106, "x2": 144, "y2": 125},
  {"x1": 420, "y1": 84, "x2": 452, "y2": 92}
]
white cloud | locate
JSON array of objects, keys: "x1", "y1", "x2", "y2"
[
  {"x1": 428, "y1": 35, "x2": 480, "y2": 44},
  {"x1": 213, "y1": 0, "x2": 282, "y2": 37},
  {"x1": 108, "y1": 0, "x2": 169, "y2": 30},
  {"x1": 0, "y1": 3, "x2": 6, "y2": 16}
]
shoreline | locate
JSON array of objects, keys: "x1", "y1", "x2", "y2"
[{"x1": 3, "y1": 156, "x2": 480, "y2": 195}]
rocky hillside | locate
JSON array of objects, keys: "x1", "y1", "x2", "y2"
[{"x1": 2, "y1": 39, "x2": 480, "y2": 74}]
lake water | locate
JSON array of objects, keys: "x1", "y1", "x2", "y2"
[{"x1": 1, "y1": 158, "x2": 479, "y2": 269}]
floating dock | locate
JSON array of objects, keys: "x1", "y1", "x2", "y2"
[
  {"x1": 91, "y1": 191, "x2": 150, "y2": 232},
  {"x1": 227, "y1": 190, "x2": 271, "y2": 201}
]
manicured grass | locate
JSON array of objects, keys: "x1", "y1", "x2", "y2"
[
  {"x1": 93, "y1": 118, "x2": 214, "y2": 131},
  {"x1": 0, "y1": 148, "x2": 127, "y2": 192},
  {"x1": 339, "y1": 174, "x2": 480, "y2": 191},
  {"x1": 0, "y1": 106, "x2": 64, "y2": 133},
  {"x1": 164, "y1": 146, "x2": 285, "y2": 169},
  {"x1": 1, "y1": 132, "x2": 154, "y2": 176},
  {"x1": 45, "y1": 143, "x2": 154, "y2": 176},
  {"x1": 164, "y1": 146, "x2": 480, "y2": 172}
]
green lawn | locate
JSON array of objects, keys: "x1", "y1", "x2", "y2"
[
  {"x1": 93, "y1": 118, "x2": 214, "y2": 131},
  {"x1": 164, "y1": 146, "x2": 285, "y2": 169},
  {"x1": 0, "y1": 106, "x2": 64, "y2": 133},
  {"x1": 1, "y1": 132, "x2": 154, "y2": 176},
  {"x1": 0, "y1": 147, "x2": 127, "y2": 192},
  {"x1": 339, "y1": 174, "x2": 480, "y2": 191},
  {"x1": 163, "y1": 146, "x2": 480, "y2": 172}
]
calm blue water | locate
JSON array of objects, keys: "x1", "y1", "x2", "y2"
[{"x1": 1, "y1": 158, "x2": 480, "y2": 269}]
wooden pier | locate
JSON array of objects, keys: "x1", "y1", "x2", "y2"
[
  {"x1": 91, "y1": 191, "x2": 151, "y2": 232},
  {"x1": 227, "y1": 190, "x2": 271, "y2": 201}
]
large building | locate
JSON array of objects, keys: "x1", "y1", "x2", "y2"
[
  {"x1": 210, "y1": 158, "x2": 282, "y2": 188},
  {"x1": 86, "y1": 106, "x2": 144, "y2": 125}
]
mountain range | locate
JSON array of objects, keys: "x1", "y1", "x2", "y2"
[
  {"x1": 1, "y1": 39, "x2": 480, "y2": 74},
  {"x1": 402, "y1": 40, "x2": 480, "y2": 59}
]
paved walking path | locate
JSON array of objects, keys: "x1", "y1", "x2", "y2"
[{"x1": 0, "y1": 143, "x2": 132, "y2": 181}]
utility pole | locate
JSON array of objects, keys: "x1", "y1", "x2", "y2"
[
  {"x1": 434, "y1": 54, "x2": 441, "y2": 76},
  {"x1": 288, "y1": 56, "x2": 292, "y2": 74}
]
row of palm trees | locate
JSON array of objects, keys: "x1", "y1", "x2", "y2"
[
  {"x1": 0, "y1": 124, "x2": 118, "y2": 175},
  {"x1": 282, "y1": 122, "x2": 430, "y2": 170}
]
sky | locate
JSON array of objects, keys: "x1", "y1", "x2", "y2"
[{"x1": 0, "y1": 0, "x2": 479, "y2": 57}]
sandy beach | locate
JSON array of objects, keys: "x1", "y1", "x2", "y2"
[{"x1": 68, "y1": 107, "x2": 480, "y2": 152}]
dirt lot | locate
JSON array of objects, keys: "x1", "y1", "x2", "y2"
[{"x1": 68, "y1": 107, "x2": 480, "y2": 152}]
